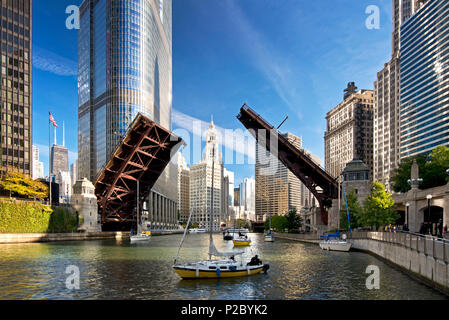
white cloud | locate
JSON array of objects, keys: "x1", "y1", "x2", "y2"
[
  {"x1": 33, "y1": 46, "x2": 77, "y2": 76},
  {"x1": 223, "y1": 0, "x2": 303, "y2": 119}
]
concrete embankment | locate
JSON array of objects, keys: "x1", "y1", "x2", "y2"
[
  {"x1": 275, "y1": 232, "x2": 449, "y2": 294},
  {"x1": 0, "y1": 229, "x2": 184, "y2": 244}
]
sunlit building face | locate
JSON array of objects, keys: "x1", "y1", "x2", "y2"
[
  {"x1": 400, "y1": 0, "x2": 449, "y2": 159},
  {"x1": 78, "y1": 0, "x2": 172, "y2": 180}
]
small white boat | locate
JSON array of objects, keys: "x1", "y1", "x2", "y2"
[
  {"x1": 189, "y1": 228, "x2": 207, "y2": 233},
  {"x1": 319, "y1": 240, "x2": 352, "y2": 252},
  {"x1": 264, "y1": 234, "x2": 274, "y2": 242},
  {"x1": 130, "y1": 232, "x2": 151, "y2": 242}
]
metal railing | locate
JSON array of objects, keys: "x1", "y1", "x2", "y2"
[{"x1": 362, "y1": 231, "x2": 449, "y2": 264}]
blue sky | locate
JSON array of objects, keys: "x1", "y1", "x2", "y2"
[{"x1": 33, "y1": 0, "x2": 393, "y2": 186}]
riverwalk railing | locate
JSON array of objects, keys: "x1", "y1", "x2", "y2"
[{"x1": 362, "y1": 231, "x2": 449, "y2": 264}]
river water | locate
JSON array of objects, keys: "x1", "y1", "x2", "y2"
[{"x1": 0, "y1": 233, "x2": 447, "y2": 300}]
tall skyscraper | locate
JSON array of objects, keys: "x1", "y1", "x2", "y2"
[
  {"x1": 32, "y1": 145, "x2": 44, "y2": 179},
  {"x1": 78, "y1": 0, "x2": 177, "y2": 229},
  {"x1": 189, "y1": 120, "x2": 223, "y2": 231},
  {"x1": 255, "y1": 132, "x2": 304, "y2": 221},
  {"x1": 50, "y1": 144, "x2": 69, "y2": 176},
  {"x1": 400, "y1": 0, "x2": 449, "y2": 159},
  {"x1": 373, "y1": 0, "x2": 428, "y2": 188},
  {"x1": 0, "y1": 0, "x2": 32, "y2": 175},
  {"x1": 78, "y1": 0, "x2": 172, "y2": 179},
  {"x1": 325, "y1": 83, "x2": 374, "y2": 179},
  {"x1": 177, "y1": 152, "x2": 190, "y2": 223}
]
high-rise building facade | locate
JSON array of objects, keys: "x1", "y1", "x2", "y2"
[
  {"x1": 325, "y1": 83, "x2": 374, "y2": 180},
  {"x1": 189, "y1": 121, "x2": 223, "y2": 231},
  {"x1": 32, "y1": 145, "x2": 44, "y2": 179},
  {"x1": 78, "y1": 0, "x2": 177, "y2": 229},
  {"x1": 50, "y1": 144, "x2": 69, "y2": 176},
  {"x1": 0, "y1": 0, "x2": 32, "y2": 175},
  {"x1": 400, "y1": 0, "x2": 449, "y2": 159},
  {"x1": 373, "y1": 0, "x2": 428, "y2": 188},
  {"x1": 177, "y1": 152, "x2": 190, "y2": 223},
  {"x1": 78, "y1": 0, "x2": 172, "y2": 179},
  {"x1": 255, "y1": 132, "x2": 304, "y2": 221}
]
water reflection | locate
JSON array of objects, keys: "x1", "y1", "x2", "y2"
[{"x1": 0, "y1": 234, "x2": 446, "y2": 300}]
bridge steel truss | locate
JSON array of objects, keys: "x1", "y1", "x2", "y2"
[
  {"x1": 95, "y1": 113, "x2": 183, "y2": 224},
  {"x1": 237, "y1": 104, "x2": 339, "y2": 225}
]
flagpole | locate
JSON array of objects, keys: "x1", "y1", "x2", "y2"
[{"x1": 48, "y1": 112, "x2": 52, "y2": 207}]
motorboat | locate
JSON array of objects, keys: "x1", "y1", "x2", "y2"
[
  {"x1": 189, "y1": 228, "x2": 207, "y2": 233},
  {"x1": 319, "y1": 239, "x2": 352, "y2": 252},
  {"x1": 232, "y1": 234, "x2": 251, "y2": 246},
  {"x1": 130, "y1": 231, "x2": 151, "y2": 242},
  {"x1": 130, "y1": 180, "x2": 151, "y2": 243}
]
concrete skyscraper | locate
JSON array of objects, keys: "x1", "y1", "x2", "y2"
[
  {"x1": 0, "y1": 0, "x2": 32, "y2": 175},
  {"x1": 325, "y1": 83, "x2": 374, "y2": 180},
  {"x1": 189, "y1": 120, "x2": 223, "y2": 231}
]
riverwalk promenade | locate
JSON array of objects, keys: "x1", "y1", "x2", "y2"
[
  {"x1": 0, "y1": 230, "x2": 184, "y2": 244},
  {"x1": 275, "y1": 232, "x2": 449, "y2": 294}
]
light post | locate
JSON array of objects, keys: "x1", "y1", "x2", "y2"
[
  {"x1": 426, "y1": 194, "x2": 432, "y2": 235},
  {"x1": 405, "y1": 203, "x2": 410, "y2": 228}
]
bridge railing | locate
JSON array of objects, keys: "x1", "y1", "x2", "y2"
[{"x1": 362, "y1": 231, "x2": 449, "y2": 264}]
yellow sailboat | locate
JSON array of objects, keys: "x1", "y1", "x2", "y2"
[{"x1": 172, "y1": 147, "x2": 268, "y2": 279}]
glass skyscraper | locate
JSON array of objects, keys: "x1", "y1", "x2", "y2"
[
  {"x1": 400, "y1": 0, "x2": 449, "y2": 159},
  {"x1": 78, "y1": 0, "x2": 172, "y2": 180},
  {"x1": 78, "y1": 0, "x2": 178, "y2": 230}
]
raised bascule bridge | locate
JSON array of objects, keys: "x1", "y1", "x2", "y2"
[
  {"x1": 237, "y1": 104, "x2": 339, "y2": 225},
  {"x1": 94, "y1": 113, "x2": 183, "y2": 230}
]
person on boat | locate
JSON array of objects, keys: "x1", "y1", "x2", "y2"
[
  {"x1": 248, "y1": 255, "x2": 261, "y2": 266},
  {"x1": 230, "y1": 256, "x2": 235, "y2": 261},
  {"x1": 131, "y1": 229, "x2": 135, "y2": 236}
]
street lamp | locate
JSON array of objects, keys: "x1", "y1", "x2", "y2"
[
  {"x1": 405, "y1": 203, "x2": 410, "y2": 227},
  {"x1": 426, "y1": 194, "x2": 432, "y2": 235}
]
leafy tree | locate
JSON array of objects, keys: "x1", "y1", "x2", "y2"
[
  {"x1": 340, "y1": 189, "x2": 361, "y2": 231},
  {"x1": 359, "y1": 182, "x2": 398, "y2": 229},
  {"x1": 286, "y1": 209, "x2": 302, "y2": 232},
  {"x1": 391, "y1": 146, "x2": 449, "y2": 192},
  {"x1": 0, "y1": 171, "x2": 48, "y2": 200},
  {"x1": 266, "y1": 214, "x2": 288, "y2": 232}
]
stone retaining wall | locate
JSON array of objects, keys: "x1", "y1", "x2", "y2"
[{"x1": 275, "y1": 232, "x2": 449, "y2": 293}]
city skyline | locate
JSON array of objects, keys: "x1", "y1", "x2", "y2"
[{"x1": 31, "y1": 0, "x2": 393, "y2": 186}]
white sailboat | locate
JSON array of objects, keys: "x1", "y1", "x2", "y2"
[
  {"x1": 173, "y1": 148, "x2": 269, "y2": 279},
  {"x1": 319, "y1": 169, "x2": 352, "y2": 252},
  {"x1": 264, "y1": 214, "x2": 274, "y2": 242},
  {"x1": 130, "y1": 180, "x2": 151, "y2": 242}
]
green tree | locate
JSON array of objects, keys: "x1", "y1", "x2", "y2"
[
  {"x1": 267, "y1": 214, "x2": 288, "y2": 232},
  {"x1": 359, "y1": 182, "x2": 398, "y2": 229},
  {"x1": 340, "y1": 189, "x2": 361, "y2": 231},
  {"x1": 391, "y1": 146, "x2": 449, "y2": 192},
  {"x1": 0, "y1": 171, "x2": 48, "y2": 200},
  {"x1": 286, "y1": 209, "x2": 302, "y2": 232}
]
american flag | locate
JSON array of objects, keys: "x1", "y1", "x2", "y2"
[{"x1": 49, "y1": 112, "x2": 58, "y2": 128}]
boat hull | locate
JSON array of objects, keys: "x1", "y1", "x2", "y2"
[
  {"x1": 130, "y1": 235, "x2": 151, "y2": 242},
  {"x1": 233, "y1": 240, "x2": 251, "y2": 246},
  {"x1": 264, "y1": 236, "x2": 274, "y2": 242},
  {"x1": 319, "y1": 241, "x2": 352, "y2": 252},
  {"x1": 173, "y1": 266, "x2": 264, "y2": 279}
]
